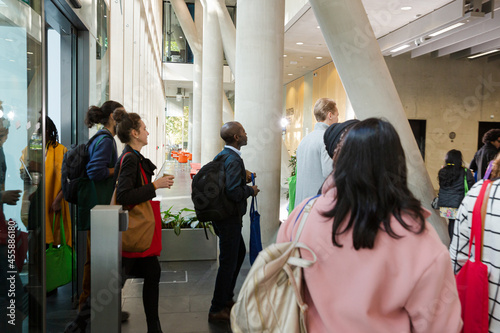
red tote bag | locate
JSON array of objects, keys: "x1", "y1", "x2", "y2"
[{"x1": 455, "y1": 180, "x2": 491, "y2": 333}]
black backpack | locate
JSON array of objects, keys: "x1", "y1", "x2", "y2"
[
  {"x1": 191, "y1": 154, "x2": 239, "y2": 222},
  {"x1": 61, "y1": 132, "x2": 112, "y2": 204}
]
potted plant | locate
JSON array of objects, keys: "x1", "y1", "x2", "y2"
[{"x1": 159, "y1": 206, "x2": 217, "y2": 261}]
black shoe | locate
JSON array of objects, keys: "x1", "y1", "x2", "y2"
[
  {"x1": 64, "y1": 318, "x2": 87, "y2": 333},
  {"x1": 208, "y1": 308, "x2": 230, "y2": 323},
  {"x1": 121, "y1": 311, "x2": 130, "y2": 322}
]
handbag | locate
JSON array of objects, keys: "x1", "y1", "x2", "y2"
[
  {"x1": 110, "y1": 153, "x2": 155, "y2": 253},
  {"x1": 249, "y1": 173, "x2": 262, "y2": 265},
  {"x1": 288, "y1": 173, "x2": 297, "y2": 212},
  {"x1": 455, "y1": 180, "x2": 491, "y2": 333},
  {"x1": 231, "y1": 196, "x2": 319, "y2": 333},
  {"x1": 46, "y1": 214, "x2": 73, "y2": 292}
]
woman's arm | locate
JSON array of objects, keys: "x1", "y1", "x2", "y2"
[
  {"x1": 449, "y1": 200, "x2": 472, "y2": 273},
  {"x1": 405, "y1": 250, "x2": 462, "y2": 332},
  {"x1": 115, "y1": 154, "x2": 156, "y2": 206}
]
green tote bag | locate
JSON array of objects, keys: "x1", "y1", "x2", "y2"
[{"x1": 46, "y1": 214, "x2": 73, "y2": 292}]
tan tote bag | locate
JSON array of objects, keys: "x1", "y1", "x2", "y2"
[{"x1": 110, "y1": 152, "x2": 154, "y2": 252}]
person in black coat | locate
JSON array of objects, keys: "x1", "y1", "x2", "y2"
[
  {"x1": 208, "y1": 122, "x2": 259, "y2": 323},
  {"x1": 438, "y1": 149, "x2": 475, "y2": 242},
  {"x1": 470, "y1": 129, "x2": 500, "y2": 179},
  {"x1": 113, "y1": 110, "x2": 174, "y2": 333}
]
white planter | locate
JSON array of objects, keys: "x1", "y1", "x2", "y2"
[{"x1": 159, "y1": 228, "x2": 218, "y2": 261}]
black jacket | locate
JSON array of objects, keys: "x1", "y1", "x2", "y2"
[
  {"x1": 114, "y1": 145, "x2": 157, "y2": 206},
  {"x1": 470, "y1": 142, "x2": 499, "y2": 179},
  {"x1": 438, "y1": 168, "x2": 475, "y2": 208},
  {"x1": 214, "y1": 147, "x2": 254, "y2": 219}
]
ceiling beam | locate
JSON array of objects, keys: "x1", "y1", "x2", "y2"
[{"x1": 434, "y1": 25, "x2": 500, "y2": 56}]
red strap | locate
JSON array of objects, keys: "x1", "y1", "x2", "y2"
[{"x1": 469, "y1": 180, "x2": 491, "y2": 259}]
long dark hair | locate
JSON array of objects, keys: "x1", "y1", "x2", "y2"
[
  {"x1": 438, "y1": 149, "x2": 464, "y2": 187},
  {"x1": 325, "y1": 118, "x2": 425, "y2": 250}
]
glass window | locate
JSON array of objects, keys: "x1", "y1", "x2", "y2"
[{"x1": 0, "y1": 0, "x2": 45, "y2": 331}]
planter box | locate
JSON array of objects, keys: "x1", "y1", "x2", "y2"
[{"x1": 159, "y1": 229, "x2": 218, "y2": 261}]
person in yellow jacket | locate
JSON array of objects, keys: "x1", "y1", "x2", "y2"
[{"x1": 43, "y1": 116, "x2": 71, "y2": 247}]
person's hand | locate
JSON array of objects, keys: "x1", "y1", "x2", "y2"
[
  {"x1": 246, "y1": 170, "x2": 256, "y2": 183},
  {"x1": 2, "y1": 190, "x2": 21, "y2": 205},
  {"x1": 50, "y1": 198, "x2": 62, "y2": 213},
  {"x1": 250, "y1": 185, "x2": 260, "y2": 196},
  {"x1": 153, "y1": 175, "x2": 175, "y2": 189}
]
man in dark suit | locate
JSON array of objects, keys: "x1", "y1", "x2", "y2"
[{"x1": 208, "y1": 121, "x2": 259, "y2": 323}]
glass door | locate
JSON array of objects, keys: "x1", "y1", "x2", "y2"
[{"x1": 0, "y1": 0, "x2": 45, "y2": 332}]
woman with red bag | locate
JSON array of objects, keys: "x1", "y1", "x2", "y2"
[
  {"x1": 450, "y1": 152, "x2": 500, "y2": 332},
  {"x1": 113, "y1": 110, "x2": 174, "y2": 333}
]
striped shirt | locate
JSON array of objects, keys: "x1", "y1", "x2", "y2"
[{"x1": 449, "y1": 179, "x2": 500, "y2": 332}]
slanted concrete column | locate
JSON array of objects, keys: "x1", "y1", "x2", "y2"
[
  {"x1": 200, "y1": 0, "x2": 224, "y2": 164},
  {"x1": 214, "y1": 0, "x2": 236, "y2": 72},
  {"x1": 309, "y1": 0, "x2": 449, "y2": 244},
  {"x1": 170, "y1": 0, "x2": 203, "y2": 162},
  {"x1": 235, "y1": 0, "x2": 285, "y2": 247}
]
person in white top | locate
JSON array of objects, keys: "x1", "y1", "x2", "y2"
[{"x1": 294, "y1": 98, "x2": 338, "y2": 208}]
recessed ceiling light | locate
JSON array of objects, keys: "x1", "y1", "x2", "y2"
[
  {"x1": 401, "y1": 6, "x2": 412, "y2": 11},
  {"x1": 390, "y1": 44, "x2": 410, "y2": 53},
  {"x1": 317, "y1": 26, "x2": 320, "y2": 29},
  {"x1": 27, "y1": 51, "x2": 33, "y2": 55},
  {"x1": 283, "y1": 54, "x2": 287, "y2": 57},
  {"x1": 5, "y1": 38, "x2": 13, "y2": 42},
  {"x1": 315, "y1": 56, "x2": 323, "y2": 59},
  {"x1": 179, "y1": 36, "x2": 183, "y2": 39},
  {"x1": 9, "y1": 59, "x2": 14, "y2": 62},
  {"x1": 296, "y1": 42, "x2": 304, "y2": 45},
  {"x1": 290, "y1": 61, "x2": 298, "y2": 65},
  {"x1": 288, "y1": 74, "x2": 293, "y2": 76}
]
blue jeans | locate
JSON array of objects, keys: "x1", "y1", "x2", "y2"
[{"x1": 210, "y1": 219, "x2": 246, "y2": 313}]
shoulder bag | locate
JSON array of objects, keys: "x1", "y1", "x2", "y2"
[
  {"x1": 110, "y1": 153, "x2": 156, "y2": 253},
  {"x1": 231, "y1": 195, "x2": 319, "y2": 333},
  {"x1": 455, "y1": 180, "x2": 491, "y2": 333},
  {"x1": 46, "y1": 214, "x2": 73, "y2": 292}
]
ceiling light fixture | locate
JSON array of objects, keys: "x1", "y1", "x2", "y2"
[
  {"x1": 296, "y1": 42, "x2": 304, "y2": 45},
  {"x1": 27, "y1": 51, "x2": 33, "y2": 55},
  {"x1": 315, "y1": 56, "x2": 323, "y2": 59},
  {"x1": 288, "y1": 74, "x2": 293, "y2": 76},
  {"x1": 390, "y1": 44, "x2": 410, "y2": 53},
  {"x1": 401, "y1": 6, "x2": 412, "y2": 11},
  {"x1": 317, "y1": 26, "x2": 320, "y2": 29},
  {"x1": 468, "y1": 49, "x2": 500, "y2": 59},
  {"x1": 283, "y1": 54, "x2": 287, "y2": 57},
  {"x1": 428, "y1": 22, "x2": 465, "y2": 37}
]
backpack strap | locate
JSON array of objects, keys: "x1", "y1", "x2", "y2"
[
  {"x1": 88, "y1": 131, "x2": 115, "y2": 166},
  {"x1": 291, "y1": 195, "x2": 320, "y2": 242}
]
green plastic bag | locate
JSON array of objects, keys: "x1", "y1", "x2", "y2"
[
  {"x1": 288, "y1": 174, "x2": 297, "y2": 213},
  {"x1": 46, "y1": 215, "x2": 73, "y2": 292}
]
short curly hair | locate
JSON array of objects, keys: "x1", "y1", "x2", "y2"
[{"x1": 482, "y1": 129, "x2": 500, "y2": 144}]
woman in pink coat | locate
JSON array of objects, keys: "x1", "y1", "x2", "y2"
[{"x1": 277, "y1": 118, "x2": 462, "y2": 333}]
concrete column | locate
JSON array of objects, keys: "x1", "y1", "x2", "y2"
[
  {"x1": 235, "y1": 0, "x2": 285, "y2": 247},
  {"x1": 201, "y1": 0, "x2": 224, "y2": 164},
  {"x1": 214, "y1": 0, "x2": 236, "y2": 73},
  {"x1": 188, "y1": 92, "x2": 194, "y2": 153},
  {"x1": 109, "y1": 0, "x2": 124, "y2": 102},
  {"x1": 309, "y1": 0, "x2": 449, "y2": 244}
]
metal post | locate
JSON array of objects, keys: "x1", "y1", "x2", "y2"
[{"x1": 90, "y1": 205, "x2": 128, "y2": 333}]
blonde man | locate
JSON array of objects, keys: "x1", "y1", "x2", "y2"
[{"x1": 294, "y1": 98, "x2": 338, "y2": 208}]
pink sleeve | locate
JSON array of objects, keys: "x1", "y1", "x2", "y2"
[
  {"x1": 404, "y1": 250, "x2": 463, "y2": 333},
  {"x1": 277, "y1": 200, "x2": 309, "y2": 243}
]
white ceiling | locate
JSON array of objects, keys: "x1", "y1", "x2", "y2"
[{"x1": 283, "y1": 0, "x2": 500, "y2": 84}]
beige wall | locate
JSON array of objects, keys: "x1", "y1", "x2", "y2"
[
  {"x1": 284, "y1": 54, "x2": 500, "y2": 190},
  {"x1": 284, "y1": 62, "x2": 348, "y2": 153},
  {"x1": 386, "y1": 54, "x2": 500, "y2": 189}
]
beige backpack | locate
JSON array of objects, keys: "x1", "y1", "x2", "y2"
[{"x1": 230, "y1": 197, "x2": 318, "y2": 332}]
